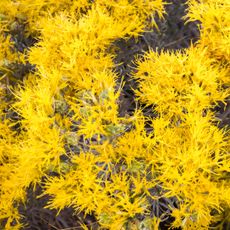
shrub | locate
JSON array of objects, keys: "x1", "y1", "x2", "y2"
[{"x1": 0, "y1": 0, "x2": 229, "y2": 229}]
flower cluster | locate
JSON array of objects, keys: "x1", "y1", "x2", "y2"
[{"x1": 0, "y1": 0, "x2": 229, "y2": 229}]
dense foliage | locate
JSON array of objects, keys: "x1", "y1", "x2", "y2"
[{"x1": 0, "y1": 0, "x2": 229, "y2": 229}]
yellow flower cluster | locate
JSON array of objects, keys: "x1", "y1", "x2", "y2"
[
  {"x1": 0, "y1": 0, "x2": 165, "y2": 229},
  {"x1": 134, "y1": 47, "x2": 229, "y2": 118},
  {"x1": 133, "y1": 0, "x2": 230, "y2": 229},
  {"x1": 0, "y1": 0, "x2": 229, "y2": 229},
  {"x1": 187, "y1": 0, "x2": 230, "y2": 64}
]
